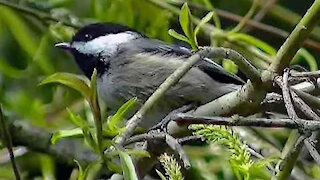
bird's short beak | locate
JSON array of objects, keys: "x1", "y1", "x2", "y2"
[{"x1": 55, "y1": 42, "x2": 73, "y2": 50}]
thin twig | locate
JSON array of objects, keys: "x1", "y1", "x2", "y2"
[
  {"x1": 290, "y1": 82, "x2": 320, "y2": 165},
  {"x1": 290, "y1": 90, "x2": 319, "y2": 120},
  {"x1": 3, "y1": 119, "x2": 98, "y2": 166},
  {"x1": 124, "y1": 132, "x2": 190, "y2": 168},
  {"x1": 273, "y1": 69, "x2": 303, "y2": 180},
  {"x1": 173, "y1": 113, "x2": 320, "y2": 131},
  {"x1": 280, "y1": 69, "x2": 299, "y2": 120},
  {"x1": 292, "y1": 88, "x2": 320, "y2": 109},
  {"x1": 268, "y1": 0, "x2": 320, "y2": 73},
  {"x1": 304, "y1": 138, "x2": 320, "y2": 164},
  {"x1": 276, "y1": 134, "x2": 309, "y2": 180},
  {"x1": 243, "y1": 0, "x2": 278, "y2": 32},
  {"x1": 229, "y1": 0, "x2": 259, "y2": 33},
  {"x1": 0, "y1": 105, "x2": 21, "y2": 180},
  {"x1": 291, "y1": 70, "x2": 320, "y2": 78}
]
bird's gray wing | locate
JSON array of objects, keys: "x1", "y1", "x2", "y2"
[{"x1": 122, "y1": 38, "x2": 245, "y2": 85}]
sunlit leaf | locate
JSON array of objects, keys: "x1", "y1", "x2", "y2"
[
  {"x1": 194, "y1": 12, "x2": 214, "y2": 44},
  {"x1": 179, "y1": 2, "x2": 197, "y2": 49},
  {"x1": 126, "y1": 149, "x2": 150, "y2": 158},
  {"x1": 115, "y1": 146, "x2": 139, "y2": 180},
  {"x1": 40, "y1": 155, "x2": 56, "y2": 180},
  {"x1": 83, "y1": 128, "x2": 98, "y2": 152},
  {"x1": 108, "y1": 148, "x2": 150, "y2": 159},
  {"x1": 74, "y1": 160, "x2": 84, "y2": 180},
  {"x1": 106, "y1": 97, "x2": 137, "y2": 133},
  {"x1": 39, "y1": 72, "x2": 91, "y2": 99},
  {"x1": 179, "y1": 3, "x2": 192, "y2": 39},
  {"x1": 223, "y1": 59, "x2": 238, "y2": 74},
  {"x1": 168, "y1": 29, "x2": 189, "y2": 43},
  {"x1": 66, "y1": 108, "x2": 88, "y2": 128},
  {"x1": 51, "y1": 128, "x2": 83, "y2": 144},
  {"x1": 74, "y1": 159, "x2": 97, "y2": 180},
  {"x1": 294, "y1": 48, "x2": 318, "y2": 71},
  {"x1": 90, "y1": 69, "x2": 98, "y2": 101}
]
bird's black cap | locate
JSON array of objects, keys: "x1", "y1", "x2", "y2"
[{"x1": 72, "y1": 23, "x2": 145, "y2": 42}]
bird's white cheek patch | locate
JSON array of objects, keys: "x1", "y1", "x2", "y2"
[{"x1": 72, "y1": 32, "x2": 137, "y2": 57}]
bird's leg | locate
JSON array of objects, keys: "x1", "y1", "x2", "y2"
[{"x1": 149, "y1": 103, "x2": 197, "y2": 133}]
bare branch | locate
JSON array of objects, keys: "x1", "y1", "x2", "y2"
[
  {"x1": 268, "y1": 0, "x2": 320, "y2": 73},
  {"x1": 173, "y1": 113, "x2": 320, "y2": 131},
  {"x1": 0, "y1": 105, "x2": 21, "y2": 180}
]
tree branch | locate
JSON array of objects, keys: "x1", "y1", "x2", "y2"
[
  {"x1": 173, "y1": 114, "x2": 320, "y2": 131},
  {"x1": 268, "y1": 0, "x2": 320, "y2": 73},
  {"x1": 0, "y1": 105, "x2": 21, "y2": 180},
  {"x1": 1, "y1": 119, "x2": 99, "y2": 167}
]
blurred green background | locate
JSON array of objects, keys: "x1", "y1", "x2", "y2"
[{"x1": 0, "y1": 0, "x2": 320, "y2": 180}]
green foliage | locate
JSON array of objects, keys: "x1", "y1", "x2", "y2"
[
  {"x1": 293, "y1": 48, "x2": 318, "y2": 71},
  {"x1": 194, "y1": 12, "x2": 214, "y2": 45},
  {"x1": 104, "y1": 97, "x2": 137, "y2": 136},
  {"x1": 74, "y1": 160, "x2": 97, "y2": 180},
  {"x1": 190, "y1": 124, "x2": 272, "y2": 180},
  {"x1": 157, "y1": 153, "x2": 184, "y2": 180},
  {"x1": 40, "y1": 73, "x2": 91, "y2": 99},
  {"x1": 169, "y1": 3, "x2": 198, "y2": 50},
  {"x1": 51, "y1": 127, "x2": 83, "y2": 144},
  {"x1": 115, "y1": 145, "x2": 139, "y2": 180}
]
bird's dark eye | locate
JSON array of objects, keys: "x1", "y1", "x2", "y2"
[{"x1": 84, "y1": 34, "x2": 92, "y2": 41}]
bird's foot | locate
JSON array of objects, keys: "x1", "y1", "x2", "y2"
[{"x1": 149, "y1": 104, "x2": 196, "y2": 133}]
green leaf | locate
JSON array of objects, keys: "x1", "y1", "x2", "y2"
[
  {"x1": 115, "y1": 146, "x2": 138, "y2": 180},
  {"x1": 106, "y1": 97, "x2": 137, "y2": 132},
  {"x1": 74, "y1": 159, "x2": 96, "y2": 180},
  {"x1": 126, "y1": 149, "x2": 150, "y2": 158},
  {"x1": 39, "y1": 73, "x2": 91, "y2": 99},
  {"x1": 228, "y1": 33, "x2": 276, "y2": 56},
  {"x1": 223, "y1": 59, "x2": 238, "y2": 74},
  {"x1": 74, "y1": 160, "x2": 84, "y2": 180},
  {"x1": 179, "y1": 3, "x2": 192, "y2": 39},
  {"x1": 83, "y1": 128, "x2": 98, "y2": 152},
  {"x1": 51, "y1": 128, "x2": 83, "y2": 144},
  {"x1": 66, "y1": 108, "x2": 88, "y2": 128},
  {"x1": 194, "y1": 12, "x2": 214, "y2": 43},
  {"x1": 89, "y1": 69, "x2": 101, "y2": 122},
  {"x1": 179, "y1": 3, "x2": 197, "y2": 49},
  {"x1": 168, "y1": 29, "x2": 190, "y2": 43},
  {"x1": 108, "y1": 149, "x2": 150, "y2": 158},
  {"x1": 40, "y1": 156, "x2": 56, "y2": 180},
  {"x1": 90, "y1": 69, "x2": 98, "y2": 100},
  {"x1": 294, "y1": 48, "x2": 318, "y2": 71}
]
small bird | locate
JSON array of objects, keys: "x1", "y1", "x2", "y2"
[{"x1": 55, "y1": 23, "x2": 244, "y2": 128}]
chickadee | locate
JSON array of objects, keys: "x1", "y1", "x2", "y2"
[{"x1": 55, "y1": 23, "x2": 244, "y2": 128}]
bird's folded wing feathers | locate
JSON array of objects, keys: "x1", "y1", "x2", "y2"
[{"x1": 128, "y1": 38, "x2": 245, "y2": 85}]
